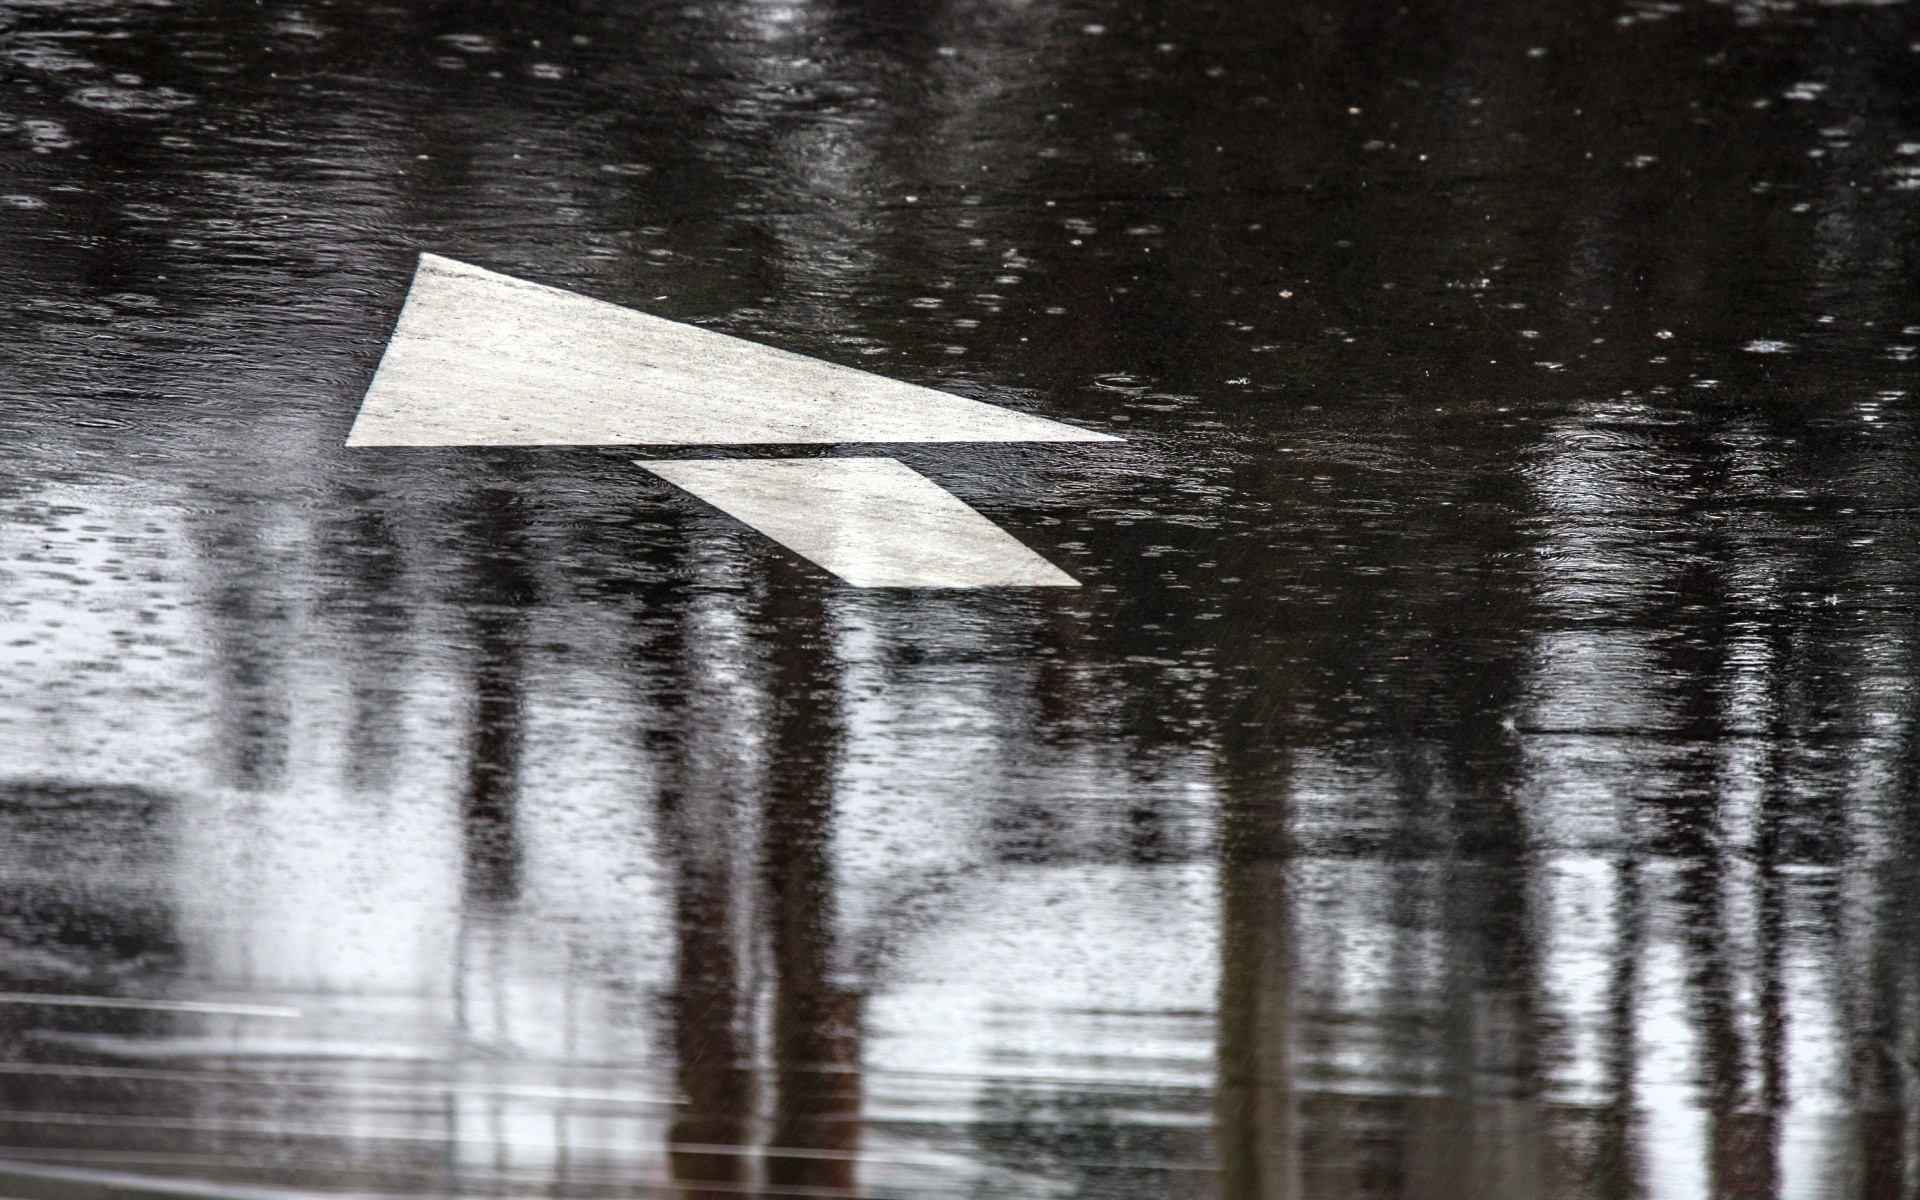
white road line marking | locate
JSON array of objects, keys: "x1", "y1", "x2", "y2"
[
  {"x1": 346, "y1": 254, "x2": 1118, "y2": 447},
  {"x1": 641, "y1": 458, "x2": 1079, "y2": 588},
  {"x1": 0, "y1": 994, "x2": 301, "y2": 1019}
]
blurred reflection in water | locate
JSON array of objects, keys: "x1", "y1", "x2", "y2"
[
  {"x1": 649, "y1": 553, "x2": 756, "y2": 1194},
  {"x1": 460, "y1": 483, "x2": 537, "y2": 907},
  {"x1": 757, "y1": 577, "x2": 861, "y2": 1195},
  {"x1": 1, "y1": 0, "x2": 1919, "y2": 1195}
]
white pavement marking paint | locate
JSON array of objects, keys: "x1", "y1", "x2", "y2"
[
  {"x1": 0, "y1": 993, "x2": 301, "y2": 1018},
  {"x1": 346, "y1": 255, "x2": 1118, "y2": 447},
  {"x1": 641, "y1": 458, "x2": 1079, "y2": 588}
]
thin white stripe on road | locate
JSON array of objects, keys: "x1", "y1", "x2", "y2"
[
  {"x1": 642, "y1": 457, "x2": 1079, "y2": 588},
  {"x1": 0, "y1": 994, "x2": 301, "y2": 1019},
  {"x1": 346, "y1": 254, "x2": 1118, "y2": 447}
]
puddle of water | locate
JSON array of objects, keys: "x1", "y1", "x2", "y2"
[{"x1": 0, "y1": 0, "x2": 1917, "y2": 1196}]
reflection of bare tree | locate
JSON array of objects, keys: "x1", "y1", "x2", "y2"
[
  {"x1": 666, "y1": 841, "x2": 755, "y2": 1197},
  {"x1": 198, "y1": 520, "x2": 294, "y2": 792},
  {"x1": 339, "y1": 510, "x2": 413, "y2": 794},
  {"x1": 1591, "y1": 853, "x2": 1645, "y2": 1199},
  {"x1": 1855, "y1": 732, "x2": 1920, "y2": 1200},
  {"x1": 647, "y1": 552, "x2": 861, "y2": 1197},
  {"x1": 1216, "y1": 753, "x2": 1297, "y2": 1200},
  {"x1": 757, "y1": 572, "x2": 861, "y2": 1197},
  {"x1": 458, "y1": 482, "x2": 536, "y2": 907},
  {"x1": 646, "y1": 558, "x2": 756, "y2": 1197}
]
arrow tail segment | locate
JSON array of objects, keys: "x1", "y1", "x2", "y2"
[{"x1": 346, "y1": 255, "x2": 1118, "y2": 447}]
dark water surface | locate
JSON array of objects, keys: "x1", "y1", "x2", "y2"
[{"x1": 3, "y1": 0, "x2": 1920, "y2": 1196}]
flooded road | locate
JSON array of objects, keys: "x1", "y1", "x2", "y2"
[{"x1": 3, "y1": 0, "x2": 1920, "y2": 1195}]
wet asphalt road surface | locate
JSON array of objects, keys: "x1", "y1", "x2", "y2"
[{"x1": 4, "y1": 0, "x2": 1920, "y2": 1196}]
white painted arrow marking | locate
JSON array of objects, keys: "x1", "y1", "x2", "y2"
[
  {"x1": 347, "y1": 255, "x2": 1109, "y2": 587},
  {"x1": 346, "y1": 255, "x2": 1117, "y2": 447},
  {"x1": 642, "y1": 458, "x2": 1078, "y2": 588}
]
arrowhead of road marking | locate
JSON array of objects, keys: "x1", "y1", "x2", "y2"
[
  {"x1": 346, "y1": 254, "x2": 1104, "y2": 587},
  {"x1": 345, "y1": 254, "x2": 1119, "y2": 447},
  {"x1": 642, "y1": 458, "x2": 1080, "y2": 588}
]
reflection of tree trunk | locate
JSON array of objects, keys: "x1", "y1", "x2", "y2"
[
  {"x1": 1592, "y1": 854, "x2": 1644, "y2": 1199},
  {"x1": 1677, "y1": 850, "x2": 1749, "y2": 1200},
  {"x1": 1678, "y1": 847, "x2": 1780, "y2": 1200},
  {"x1": 1854, "y1": 694, "x2": 1920, "y2": 1200},
  {"x1": 1856, "y1": 860, "x2": 1917, "y2": 1200},
  {"x1": 1860, "y1": 1112, "x2": 1904, "y2": 1200},
  {"x1": 1725, "y1": 802, "x2": 1786, "y2": 1200},
  {"x1": 460, "y1": 485, "x2": 535, "y2": 907},
  {"x1": 1696, "y1": 723, "x2": 1792, "y2": 1200},
  {"x1": 339, "y1": 510, "x2": 410, "y2": 793},
  {"x1": 1710, "y1": 1111, "x2": 1777, "y2": 1200},
  {"x1": 759, "y1": 579, "x2": 861, "y2": 1196},
  {"x1": 668, "y1": 845, "x2": 754, "y2": 1196},
  {"x1": 463, "y1": 608, "x2": 525, "y2": 905},
  {"x1": 1216, "y1": 755, "x2": 1296, "y2": 1200},
  {"x1": 204, "y1": 537, "x2": 291, "y2": 791},
  {"x1": 643, "y1": 551, "x2": 757, "y2": 1198}
]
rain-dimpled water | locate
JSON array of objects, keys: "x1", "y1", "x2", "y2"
[{"x1": 1, "y1": 0, "x2": 1918, "y2": 1196}]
